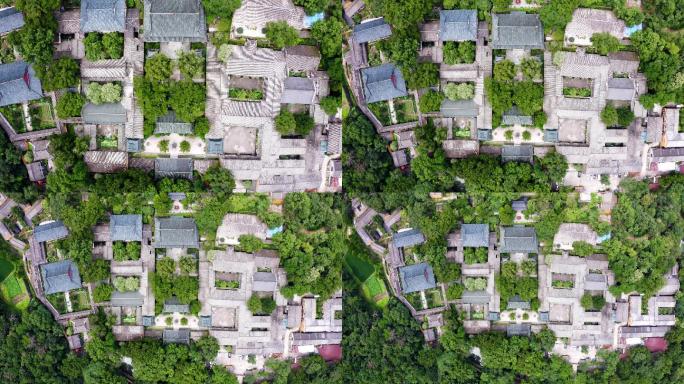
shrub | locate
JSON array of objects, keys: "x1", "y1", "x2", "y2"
[
  {"x1": 177, "y1": 50, "x2": 205, "y2": 79},
  {"x1": 217, "y1": 44, "x2": 232, "y2": 63},
  {"x1": 581, "y1": 293, "x2": 594, "y2": 310},
  {"x1": 444, "y1": 82, "x2": 474, "y2": 100},
  {"x1": 93, "y1": 284, "x2": 113, "y2": 302},
  {"x1": 40, "y1": 57, "x2": 80, "y2": 92},
  {"x1": 247, "y1": 294, "x2": 276, "y2": 315},
  {"x1": 616, "y1": 107, "x2": 635, "y2": 127},
  {"x1": 180, "y1": 140, "x2": 191, "y2": 153},
  {"x1": 464, "y1": 277, "x2": 488, "y2": 291},
  {"x1": 572, "y1": 241, "x2": 594, "y2": 257},
  {"x1": 193, "y1": 117, "x2": 210, "y2": 138},
  {"x1": 522, "y1": 130, "x2": 532, "y2": 140},
  {"x1": 294, "y1": 112, "x2": 315, "y2": 135},
  {"x1": 446, "y1": 283, "x2": 464, "y2": 300},
  {"x1": 522, "y1": 313, "x2": 529, "y2": 320},
  {"x1": 179, "y1": 256, "x2": 197, "y2": 275},
  {"x1": 102, "y1": 32, "x2": 124, "y2": 59},
  {"x1": 504, "y1": 130, "x2": 513, "y2": 140},
  {"x1": 85, "y1": 32, "x2": 124, "y2": 61},
  {"x1": 165, "y1": 316, "x2": 173, "y2": 325},
  {"x1": 180, "y1": 317, "x2": 188, "y2": 326},
  {"x1": 159, "y1": 140, "x2": 169, "y2": 152},
  {"x1": 494, "y1": 60, "x2": 516, "y2": 82},
  {"x1": 113, "y1": 276, "x2": 140, "y2": 292},
  {"x1": 320, "y1": 96, "x2": 340, "y2": 115},
  {"x1": 419, "y1": 91, "x2": 444, "y2": 112},
  {"x1": 145, "y1": 53, "x2": 172, "y2": 83},
  {"x1": 56, "y1": 92, "x2": 85, "y2": 119},
  {"x1": 521, "y1": 260, "x2": 536, "y2": 276},
  {"x1": 533, "y1": 111, "x2": 547, "y2": 128}
]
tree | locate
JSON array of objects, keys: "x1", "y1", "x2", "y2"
[
  {"x1": 84, "y1": 33, "x2": 106, "y2": 61},
  {"x1": 617, "y1": 106, "x2": 635, "y2": 127},
  {"x1": 217, "y1": 44, "x2": 232, "y2": 64},
  {"x1": 539, "y1": 0, "x2": 578, "y2": 34},
  {"x1": 591, "y1": 32, "x2": 622, "y2": 55},
  {"x1": 368, "y1": 0, "x2": 431, "y2": 31},
  {"x1": 7, "y1": 23, "x2": 54, "y2": 66},
  {"x1": 102, "y1": 32, "x2": 124, "y2": 59},
  {"x1": 134, "y1": 76, "x2": 169, "y2": 124},
  {"x1": 444, "y1": 83, "x2": 474, "y2": 100},
  {"x1": 513, "y1": 81, "x2": 544, "y2": 115},
  {"x1": 202, "y1": 165, "x2": 235, "y2": 198},
  {"x1": 238, "y1": 234, "x2": 264, "y2": 253},
  {"x1": 406, "y1": 63, "x2": 439, "y2": 90},
  {"x1": 40, "y1": 57, "x2": 80, "y2": 92},
  {"x1": 294, "y1": 112, "x2": 315, "y2": 136},
  {"x1": 419, "y1": 91, "x2": 444, "y2": 112},
  {"x1": 56, "y1": 92, "x2": 85, "y2": 119},
  {"x1": 443, "y1": 41, "x2": 475, "y2": 65},
  {"x1": 311, "y1": 18, "x2": 343, "y2": 59},
  {"x1": 520, "y1": 58, "x2": 542, "y2": 81},
  {"x1": 194, "y1": 117, "x2": 210, "y2": 138},
  {"x1": 264, "y1": 21, "x2": 300, "y2": 50},
  {"x1": 159, "y1": 140, "x2": 169, "y2": 152},
  {"x1": 601, "y1": 105, "x2": 619, "y2": 126},
  {"x1": 86, "y1": 82, "x2": 122, "y2": 104},
  {"x1": 145, "y1": 53, "x2": 173, "y2": 83},
  {"x1": 320, "y1": 96, "x2": 340, "y2": 115},
  {"x1": 493, "y1": 60, "x2": 516, "y2": 82},
  {"x1": 178, "y1": 50, "x2": 205, "y2": 79},
  {"x1": 210, "y1": 366, "x2": 239, "y2": 384},
  {"x1": 275, "y1": 109, "x2": 297, "y2": 135},
  {"x1": 293, "y1": 0, "x2": 328, "y2": 14},
  {"x1": 93, "y1": 284, "x2": 113, "y2": 302},
  {"x1": 202, "y1": 0, "x2": 241, "y2": 22},
  {"x1": 169, "y1": 81, "x2": 206, "y2": 123}
]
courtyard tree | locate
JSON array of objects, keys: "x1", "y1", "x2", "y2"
[
  {"x1": 264, "y1": 21, "x2": 300, "y2": 50},
  {"x1": 56, "y1": 92, "x2": 86, "y2": 119}
]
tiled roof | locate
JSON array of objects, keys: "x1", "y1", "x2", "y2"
[
  {"x1": 502, "y1": 106, "x2": 533, "y2": 126},
  {"x1": 80, "y1": 0, "x2": 127, "y2": 33},
  {"x1": 500, "y1": 226, "x2": 538, "y2": 253},
  {"x1": 461, "y1": 290, "x2": 490, "y2": 304},
  {"x1": 154, "y1": 216, "x2": 199, "y2": 248},
  {"x1": 82, "y1": 103, "x2": 127, "y2": 124},
  {"x1": 155, "y1": 111, "x2": 193, "y2": 134},
  {"x1": 0, "y1": 61, "x2": 43, "y2": 107},
  {"x1": 441, "y1": 99, "x2": 478, "y2": 117},
  {"x1": 544, "y1": 129, "x2": 559, "y2": 142},
  {"x1": 326, "y1": 123, "x2": 342, "y2": 155},
  {"x1": 110, "y1": 291, "x2": 144, "y2": 306},
  {"x1": 399, "y1": 262, "x2": 436, "y2": 294},
  {"x1": 155, "y1": 158, "x2": 194, "y2": 180},
  {"x1": 84, "y1": 151, "x2": 129, "y2": 173},
  {"x1": 353, "y1": 17, "x2": 391, "y2": 44},
  {"x1": 252, "y1": 271, "x2": 277, "y2": 292},
  {"x1": 461, "y1": 224, "x2": 489, "y2": 248},
  {"x1": 361, "y1": 63, "x2": 408, "y2": 103},
  {"x1": 565, "y1": 8, "x2": 624, "y2": 42},
  {"x1": 507, "y1": 323, "x2": 531, "y2": 336},
  {"x1": 492, "y1": 12, "x2": 544, "y2": 50},
  {"x1": 163, "y1": 297, "x2": 190, "y2": 313},
  {"x1": 0, "y1": 7, "x2": 24, "y2": 34},
  {"x1": 606, "y1": 78, "x2": 634, "y2": 101},
  {"x1": 439, "y1": 10, "x2": 477, "y2": 42},
  {"x1": 163, "y1": 328, "x2": 190, "y2": 343},
  {"x1": 232, "y1": 0, "x2": 305, "y2": 35},
  {"x1": 110, "y1": 214, "x2": 143, "y2": 242},
  {"x1": 393, "y1": 228, "x2": 426, "y2": 248},
  {"x1": 199, "y1": 315, "x2": 211, "y2": 327},
  {"x1": 80, "y1": 59, "x2": 127, "y2": 80},
  {"x1": 41, "y1": 260, "x2": 81, "y2": 294},
  {"x1": 26, "y1": 161, "x2": 45, "y2": 182},
  {"x1": 281, "y1": 77, "x2": 315, "y2": 105},
  {"x1": 512, "y1": 197, "x2": 528, "y2": 211},
  {"x1": 285, "y1": 45, "x2": 321, "y2": 73},
  {"x1": 477, "y1": 129, "x2": 492, "y2": 141},
  {"x1": 442, "y1": 139, "x2": 478, "y2": 158},
  {"x1": 143, "y1": 0, "x2": 206, "y2": 42},
  {"x1": 34, "y1": 221, "x2": 69, "y2": 243},
  {"x1": 501, "y1": 145, "x2": 533, "y2": 163}
]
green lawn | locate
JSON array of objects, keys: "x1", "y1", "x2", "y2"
[
  {"x1": 361, "y1": 273, "x2": 389, "y2": 308},
  {"x1": 345, "y1": 252, "x2": 375, "y2": 282},
  {"x1": 1, "y1": 274, "x2": 29, "y2": 311},
  {"x1": 0, "y1": 104, "x2": 27, "y2": 132},
  {"x1": 69, "y1": 289, "x2": 91, "y2": 312},
  {"x1": 0, "y1": 258, "x2": 14, "y2": 281},
  {"x1": 395, "y1": 97, "x2": 418, "y2": 124},
  {"x1": 28, "y1": 99, "x2": 56, "y2": 130}
]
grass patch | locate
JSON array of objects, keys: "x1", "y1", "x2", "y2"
[
  {"x1": 395, "y1": 97, "x2": 418, "y2": 124},
  {"x1": 97, "y1": 136, "x2": 118, "y2": 149},
  {"x1": 0, "y1": 104, "x2": 26, "y2": 132},
  {"x1": 344, "y1": 251, "x2": 375, "y2": 282},
  {"x1": 0, "y1": 258, "x2": 14, "y2": 281},
  {"x1": 70, "y1": 289, "x2": 91, "y2": 312},
  {"x1": 367, "y1": 101, "x2": 392, "y2": 126},
  {"x1": 47, "y1": 293, "x2": 67, "y2": 314}
]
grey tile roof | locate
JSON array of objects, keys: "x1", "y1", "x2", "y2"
[
  {"x1": 361, "y1": 63, "x2": 408, "y2": 103},
  {"x1": 393, "y1": 228, "x2": 426, "y2": 248},
  {"x1": 252, "y1": 271, "x2": 277, "y2": 292},
  {"x1": 539, "y1": 311, "x2": 549, "y2": 322},
  {"x1": 461, "y1": 224, "x2": 489, "y2": 248},
  {"x1": 543, "y1": 129, "x2": 559, "y2": 142},
  {"x1": 110, "y1": 291, "x2": 144, "y2": 307},
  {"x1": 163, "y1": 328, "x2": 190, "y2": 343},
  {"x1": 501, "y1": 145, "x2": 533, "y2": 163},
  {"x1": 441, "y1": 99, "x2": 478, "y2": 117},
  {"x1": 80, "y1": 0, "x2": 127, "y2": 33},
  {"x1": 41, "y1": 260, "x2": 82, "y2": 294},
  {"x1": 442, "y1": 139, "x2": 479, "y2": 158},
  {"x1": 0, "y1": 61, "x2": 43, "y2": 107},
  {"x1": 353, "y1": 17, "x2": 392, "y2": 44},
  {"x1": 399, "y1": 262, "x2": 436, "y2": 294},
  {"x1": 502, "y1": 106, "x2": 533, "y2": 126},
  {"x1": 154, "y1": 216, "x2": 199, "y2": 248},
  {"x1": 206, "y1": 138, "x2": 224, "y2": 154},
  {"x1": 0, "y1": 7, "x2": 25, "y2": 34},
  {"x1": 155, "y1": 158, "x2": 194, "y2": 180},
  {"x1": 511, "y1": 197, "x2": 528, "y2": 211},
  {"x1": 26, "y1": 161, "x2": 45, "y2": 182},
  {"x1": 168, "y1": 192, "x2": 187, "y2": 201},
  {"x1": 507, "y1": 294, "x2": 531, "y2": 309},
  {"x1": 126, "y1": 138, "x2": 142, "y2": 152},
  {"x1": 500, "y1": 226, "x2": 538, "y2": 253},
  {"x1": 606, "y1": 78, "x2": 634, "y2": 101},
  {"x1": 163, "y1": 297, "x2": 190, "y2": 313},
  {"x1": 142, "y1": 315, "x2": 155, "y2": 326},
  {"x1": 82, "y1": 103, "x2": 127, "y2": 124},
  {"x1": 477, "y1": 129, "x2": 492, "y2": 141},
  {"x1": 507, "y1": 323, "x2": 531, "y2": 336},
  {"x1": 110, "y1": 214, "x2": 143, "y2": 242},
  {"x1": 439, "y1": 10, "x2": 477, "y2": 42},
  {"x1": 326, "y1": 123, "x2": 342, "y2": 155},
  {"x1": 284, "y1": 45, "x2": 321, "y2": 73},
  {"x1": 143, "y1": 0, "x2": 206, "y2": 42},
  {"x1": 35, "y1": 221, "x2": 69, "y2": 243},
  {"x1": 199, "y1": 315, "x2": 211, "y2": 327},
  {"x1": 492, "y1": 12, "x2": 544, "y2": 50},
  {"x1": 281, "y1": 77, "x2": 315, "y2": 105},
  {"x1": 155, "y1": 111, "x2": 193, "y2": 134}
]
